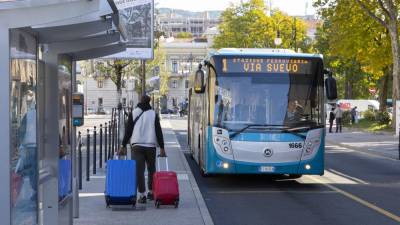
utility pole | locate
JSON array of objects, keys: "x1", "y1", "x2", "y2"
[{"x1": 141, "y1": 59, "x2": 146, "y2": 96}]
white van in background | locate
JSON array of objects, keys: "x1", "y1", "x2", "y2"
[{"x1": 336, "y1": 99, "x2": 380, "y2": 112}]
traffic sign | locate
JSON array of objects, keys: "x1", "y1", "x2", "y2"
[{"x1": 368, "y1": 87, "x2": 377, "y2": 94}]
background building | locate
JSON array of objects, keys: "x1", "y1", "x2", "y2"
[
  {"x1": 161, "y1": 39, "x2": 209, "y2": 110},
  {"x1": 157, "y1": 9, "x2": 220, "y2": 37},
  {"x1": 77, "y1": 61, "x2": 139, "y2": 114}
]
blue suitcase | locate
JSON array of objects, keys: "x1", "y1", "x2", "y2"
[{"x1": 105, "y1": 160, "x2": 137, "y2": 207}]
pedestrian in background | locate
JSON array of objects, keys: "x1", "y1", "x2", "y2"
[
  {"x1": 351, "y1": 106, "x2": 358, "y2": 124},
  {"x1": 334, "y1": 105, "x2": 343, "y2": 133},
  {"x1": 121, "y1": 95, "x2": 166, "y2": 204},
  {"x1": 329, "y1": 107, "x2": 335, "y2": 133}
]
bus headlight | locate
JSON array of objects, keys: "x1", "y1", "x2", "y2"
[
  {"x1": 214, "y1": 136, "x2": 232, "y2": 155},
  {"x1": 305, "y1": 141, "x2": 313, "y2": 154},
  {"x1": 301, "y1": 128, "x2": 323, "y2": 161},
  {"x1": 213, "y1": 128, "x2": 233, "y2": 155}
]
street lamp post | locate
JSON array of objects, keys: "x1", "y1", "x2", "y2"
[{"x1": 274, "y1": 17, "x2": 297, "y2": 51}]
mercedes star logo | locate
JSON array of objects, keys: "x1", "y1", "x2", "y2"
[{"x1": 264, "y1": 148, "x2": 273, "y2": 157}]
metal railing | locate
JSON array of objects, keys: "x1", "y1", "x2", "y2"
[{"x1": 76, "y1": 107, "x2": 131, "y2": 189}]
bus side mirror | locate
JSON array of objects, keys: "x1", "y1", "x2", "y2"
[
  {"x1": 324, "y1": 70, "x2": 337, "y2": 100},
  {"x1": 194, "y1": 69, "x2": 205, "y2": 94}
]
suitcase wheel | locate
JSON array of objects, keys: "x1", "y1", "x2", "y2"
[
  {"x1": 105, "y1": 196, "x2": 110, "y2": 208},
  {"x1": 155, "y1": 200, "x2": 161, "y2": 209},
  {"x1": 132, "y1": 197, "x2": 137, "y2": 208}
]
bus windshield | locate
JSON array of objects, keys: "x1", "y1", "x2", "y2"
[{"x1": 213, "y1": 72, "x2": 323, "y2": 131}]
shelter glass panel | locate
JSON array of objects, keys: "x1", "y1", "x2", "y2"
[{"x1": 10, "y1": 29, "x2": 38, "y2": 225}]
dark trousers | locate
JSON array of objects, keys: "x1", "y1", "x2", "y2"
[
  {"x1": 329, "y1": 121, "x2": 334, "y2": 133},
  {"x1": 132, "y1": 145, "x2": 156, "y2": 194},
  {"x1": 336, "y1": 118, "x2": 342, "y2": 133}
]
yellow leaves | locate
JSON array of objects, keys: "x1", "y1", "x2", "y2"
[{"x1": 214, "y1": 1, "x2": 310, "y2": 51}]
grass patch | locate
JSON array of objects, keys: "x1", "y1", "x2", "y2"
[{"x1": 344, "y1": 119, "x2": 394, "y2": 133}]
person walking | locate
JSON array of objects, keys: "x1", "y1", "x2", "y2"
[
  {"x1": 351, "y1": 106, "x2": 357, "y2": 124},
  {"x1": 121, "y1": 95, "x2": 166, "y2": 204},
  {"x1": 328, "y1": 107, "x2": 335, "y2": 133},
  {"x1": 334, "y1": 105, "x2": 343, "y2": 133}
]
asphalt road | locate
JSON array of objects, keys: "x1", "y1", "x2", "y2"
[{"x1": 169, "y1": 118, "x2": 400, "y2": 225}]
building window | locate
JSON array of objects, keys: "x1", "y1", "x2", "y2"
[
  {"x1": 172, "y1": 98, "x2": 177, "y2": 107},
  {"x1": 122, "y1": 80, "x2": 126, "y2": 88},
  {"x1": 98, "y1": 98, "x2": 103, "y2": 107},
  {"x1": 172, "y1": 80, "x2": 178, "y2": 88},
  {"x1": 97, "y1": 79, "x2": 104, "y2": 88},
  {"x1": 172, "y1": 61, "x2": 178, "y2": 73}
]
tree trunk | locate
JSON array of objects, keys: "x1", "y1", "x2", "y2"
[
  {"x1": 388, "y1": 21, "x2": 400, "y2": 128},
  {"x1": 344, "y1": 70, "x2": 352, "y2": 99},
  {"x1": 378, "y1": 67, "x2": 390, "y2": 112},
  {"x1": 115, "y1": 66, "x2": 123, "y2": 106}
]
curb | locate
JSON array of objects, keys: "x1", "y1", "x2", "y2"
[
  {"x1": 177, "y1": 136, "x2": 215, "y2": 225},
  {"x1": 326, "y1": 140, "x2": 399, "y2": 161},
  {"x1": 163, "y1": 121, "x2": 214, "y2": 225}
]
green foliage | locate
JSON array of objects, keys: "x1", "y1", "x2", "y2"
[
  {"x1": 313, "y1": 0, "x2": 391, "y2": 100},
  {"x1": 376, "y1": 111, "x2": 391, "y2": 125},
  {"x1": 213, "y1": 0, "x2": 311, "y2": 52},
  {"x1": 176, "y1": 32, "x2": 193, "y2": 39},
  {"x1": 363, "y1": 109, "x2": 376, "y2": 121},
  {"x1": 342, "y1": 110, "x2": 352, "y2": 125}
]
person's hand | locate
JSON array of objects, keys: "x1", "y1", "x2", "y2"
[
  {"x1": 118, "y1": 146, "x2": 127, "y2": 156},
  {"x1": 159, "y1": 148, "x2": 167, "y2": 157}
]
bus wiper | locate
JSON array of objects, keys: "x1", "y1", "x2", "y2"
[
  {"x1": 229, "y1": 124, "x2": 285, "y2": 139},
  {"x1": 280, "y1": 125, "x2": 324, "y2": 139},
  {"x1": 280, "y1": 127, "x2": 309, "y2": 139}
]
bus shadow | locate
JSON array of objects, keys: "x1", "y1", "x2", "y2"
[{"x1": 184, "y1": 153, "x2": 323, "y2": 192}]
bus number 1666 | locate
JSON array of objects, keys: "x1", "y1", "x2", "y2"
[{"x1": 289, "y1": 143, "x2": 303, "y2": 149}]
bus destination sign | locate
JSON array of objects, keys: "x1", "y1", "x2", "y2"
[{"x1": 221, "y1": 58, "x2": 313, "y2": 74}]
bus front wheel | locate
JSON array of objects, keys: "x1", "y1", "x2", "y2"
[
  {"x1": 288, "y1": 174, "x2": 303, "y2": 179},
  {"x1": 200, "y1": 168, "x2": 210, "y2": 177}
]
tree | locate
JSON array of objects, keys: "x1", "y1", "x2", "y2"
[
  {"x1": 314, "y1": 0, "x2": 392, "y2": 112},
  {"x1": 213, "y1": 0, "x2": 311, "y2": 52},
  {"x1": 176, "y1": 32, "x2": 193, "y2": 39},
  {"x1": 353, "y1": 0, "x2": 399, "y2": 124},
  {"x1": 96, "y1": 59, "x2": 138, "y2": 104}
]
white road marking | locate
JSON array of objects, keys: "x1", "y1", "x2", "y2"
[
  {"x1": 211, "y1": 190, "x2": 336, "y2": 194},
  {"x1": 328, "y1": 169, "x2": 369, "y2": 185},
  {"x1": 309, "y1": 176, "x2": 400, "y2": 223}
]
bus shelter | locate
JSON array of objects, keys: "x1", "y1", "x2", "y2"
[{"x1": 0, "y1": 1, "x2": 126, "y2": 224}]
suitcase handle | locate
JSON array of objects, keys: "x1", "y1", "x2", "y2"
[{"x1": 157, "y1": 156, "x2": 169, "y2": 172}]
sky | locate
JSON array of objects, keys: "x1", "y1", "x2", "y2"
[{"x1": 155, "y1": 0, "x2": 316, "y2": 16}]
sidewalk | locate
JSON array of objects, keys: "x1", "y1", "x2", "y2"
[
  {"x1": 326, "y1": 127, "x2": 399, "y2": 160},
  {"x1": 74, "y1": 120, "x2": 213, "y2": 225}
]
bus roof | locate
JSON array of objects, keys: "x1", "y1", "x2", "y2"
[{"x1": 209, "y1": 48, "x2": 323, "y2": 59}]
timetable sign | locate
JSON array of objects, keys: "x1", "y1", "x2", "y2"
[{"x1": 222, "y1": 58, "x2": 314, "y2": 74}]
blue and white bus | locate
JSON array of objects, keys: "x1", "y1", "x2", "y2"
[{"x1": 188, "y1": 48, "x2": 335, "y2": 177}]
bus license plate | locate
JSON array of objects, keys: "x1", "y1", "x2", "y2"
[{"x1": 260, "y1": 166, "x2": 275, "y2": 173}]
